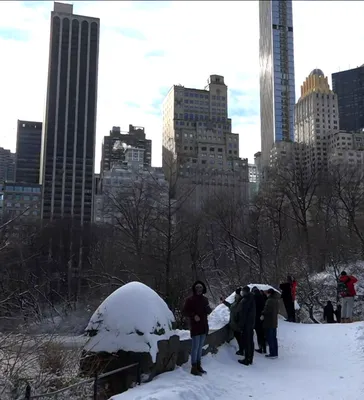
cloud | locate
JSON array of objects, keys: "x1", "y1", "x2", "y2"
[
  {"x1": 1, "y1": 0, "x2": 364, "y2": 171},
  {"x1": 0, "y1": 27, "x2": 28, "y2": 41}
]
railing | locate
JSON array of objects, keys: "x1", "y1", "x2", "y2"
[{"x1": 24, "y1": 362, "x2": 141, "y2": 400}]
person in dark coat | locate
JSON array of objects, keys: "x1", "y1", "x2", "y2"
[
  {"x1": 183, "y1": 281, "x2": 212, "y2": 376},
  {"x1": 221, "y1": 288, "x2": 244, "y2": 355},
  {"x1": 323, "y1": 300, "x2": 335, "y2": 323},
  {"x1": 335, "y1": 304, "x2": 342, "y2": 323},
  {"x1": 237, "y1": 286, "x2": 256, "y2": 366},
  {"x1": 261, "y1": 288, "x2": 280, "y2": 359},
  {"x1": 280, "y1": 275, "x2": 296, "y2": 322},
  {"x1": 252, "y1": 287, "x2": 267, "y2": 354}
]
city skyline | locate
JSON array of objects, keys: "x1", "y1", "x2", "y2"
[{"x1": 1, "y1": 1, "x2": 364, "y2": 170}]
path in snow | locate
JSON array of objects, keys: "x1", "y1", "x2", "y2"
[{"x1": 111, "y1": 320, "x2": 364, "y2": 400}]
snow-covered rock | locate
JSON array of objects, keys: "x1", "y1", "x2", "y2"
[
  {"x1": 84, "y1": 282, "x2": 175, "y2": 362},
  {"x1": 209, "y1": 283, "x2": 280, "y2": 330}
]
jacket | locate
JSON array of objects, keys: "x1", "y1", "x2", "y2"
[
  {"x1": 323, "y1": 302, "x2": 335, "y2": 323},
  {"x1": 291, "y1": 281, "x2": 297, "y2": 301},
  {"x1": 262, "y1": 292, "x2": 279, "y2": 329},
  {"x1": 339, "y1": 275, "x2": 358, "y2": 297},
  {"x1": 223, "y1": 298, "x2": 242, "y2": 332},
  {"x1": 237, "y1": 292, "x2": 256, "y2": 332},
  {"x1": 280, "y1": 282, "x2": 293, "y2": 301},
  {"x1": 182, "y1": 281, "x2": 212, "y2": 337},
  {"x1": 253, "y1": 291, "x2": 266, "y2": 327}
]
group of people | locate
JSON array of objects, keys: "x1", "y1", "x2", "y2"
[
  {"x1": 182, "y1": 281, "x2": 280, "y2": 376},
  {"x1": 324, "y1": 271, "x2": 359, "y2": 323}
]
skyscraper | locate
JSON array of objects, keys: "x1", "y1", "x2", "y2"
[
  {"x1": 16, "y1": 120, "x2": 42, "y2": 184},
  {"x1": 295, "y1": 69, "x2": 339, "y2": 179},
  {"x1": 0, "y1": 147, "x2": 15, "y2": 182},
  {"x1": 40, "y1": 2, "x2": 100, "y2": 224},
  {"x1": 332, "y1": 65, "x2": 364, "y2": 132},
  {"x1": 162, "y1": 75, "x2": 249, "y2": 209},
  {"x1": 259, "y1": 0, "x2": 296, "y2": 168}
]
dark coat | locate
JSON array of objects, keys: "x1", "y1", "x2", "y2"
[
  {"x1": 223, "y1": 297, "x2": 242, "y2": 332},
  {"x1": 253, "y1": 291, "x2": 266, "y2": 327},
  {"x1": 237, "y1": 292, "x2": 256, "y2": 332},
  {"x1": 323, "y1": 302, "x2": 335, "y2": 323},
  {"x1": 182, "y1": 281, "x2": 212, "y2": 337},
  {"x1": 262, "y1": 292, "x2": 279, "y2": 329},
  {"x1": 280, "y1": 282, "x2": 293, "y2": 301}
]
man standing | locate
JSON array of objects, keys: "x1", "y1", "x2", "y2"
[
  {"x1": 237, "y1": 286, "x2": 256, "y2": 366},
  {"x1": 221, "y1": 288, "x2": 244, "y2": 355},
  {"x1": 280, "y1": 275, "x2": 297, "y2": 322},
  {"x1": 183, "y1": 281, "x2": 212, "y2": 376},
  {"x1": 261, "y1": 288, "x2": 279, "y2": 359},
  {"x1": 338, "y1": 271, "x2": 358, "y2": 323},
  {"x1": 252, "y1": 287, "x2": 267, "y2": 354}
]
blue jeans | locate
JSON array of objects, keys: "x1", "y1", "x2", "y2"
[
  {"x1": 266, "y1": 328, "x2": 278, "y2": 357},
  {"x1": 191, "y1": 334, "x2": 206, "y2": 364}
]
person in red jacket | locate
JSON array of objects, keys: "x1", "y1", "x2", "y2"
[
  {"x1": 183, "y1": 281, "x2": 212, "y2": 376},
  {"x1": 339, "y1": 271, "x2": 358, "y2": 323}
]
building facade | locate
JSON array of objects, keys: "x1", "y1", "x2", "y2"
[
  {"x1": 94, "y1": 147, "x2": 167, "y2": 225},
  {"x1": 16, "y1": 120, "x2": 42, "y2": 184},
  {"x1": 100, "y1": 125, "x2": 152, "y2": 172},
  {"x1": 259, "y1": 0, "x2": 296, "y2": 169},
  {"x1": 40, "y1": 2, "x2": 100, "y2": 224},
  {"x1": 294, "y1": 69, "x2": 339, "y2": 179},
  {"x1": 332, "y1": 65, "x2": 364, "y2": 133},
  {"x1": 0, "y1": 182, "x2": 41, "y2": 222},
  {"x1": 0, "y1": 147, "x2": 15, "y2": 183},
  {"x1": 162, "y1": 74, "x2": 249, "y2": 209},
  {"x1": 328, "y1": 130, "x2": 364, "y2": 167}
]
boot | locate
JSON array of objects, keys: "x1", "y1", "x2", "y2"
[
  {"x1": 236, "y1": 350, "x2": 244, "y2": 356},
  {"x1": 197, "y1": 361, "x2": 207, "y2": 374},
  {"x1": 238, "y1": 358, "x2": 252, "y2": 366},
  {"x1": 255, "y1": 348, "x2": 263, "y2": 354},
  {"x1": 190, "y1": 363, "x2": 202, "y2": 376}
]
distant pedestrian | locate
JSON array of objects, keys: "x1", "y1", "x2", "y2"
[
  {"x1": 237, "y1": 286, "x2": 256, "y2": 366},
  {"x1": 252, "y1": 287, "x2": 267, "y2": 354},
  {"x1": 335, "y1": 304, "x2": 342, "y2": 323},
  {"x1": 221, "y1": 288, "x2": 244, "y2": 356},
  {"x1": 261, "y1": 288, "x2": 280, "y2": 359},
  {"x1": 183, "y1": 280, "x2": 212, "y2": 376},
  {"x1": 280, "y1": 275, "x2": 297, "y2": 322},
  {"x1": 338, "y1": 271, "x2": 358, "y2": 323},
  {"x1": 323, "y1": 301, "x2": 335, "y2": 323}
]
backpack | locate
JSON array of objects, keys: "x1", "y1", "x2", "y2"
[{"x1": 337, "y1": 281, "x2": 349, "y2": 296}]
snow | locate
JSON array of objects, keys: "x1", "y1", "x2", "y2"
[
  {"x1": 84, "y1": 282, "x2": 175, "y2": 362},
  {"x1": 110, "y1": 320, "x2": 364, "y2": 400},
  {"x1": 209, "y1": 284, "x2": 279, "y2": 330}
]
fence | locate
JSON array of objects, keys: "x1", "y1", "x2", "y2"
[{"x1": 24, "y1": 362, "x2": 141, "y2": 400}]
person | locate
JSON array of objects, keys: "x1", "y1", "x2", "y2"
[
  {"x1": 338, "y1": 271, "x2": 358, "y2": 323},
  {"x1": 323, "y1": 300, "x2": 335, "y2": 323},
  {"x1": 183, "y1": 280, "x2": 212, "y2": 376},
  {"x1": 335, "y1": 304, "x2": 342, "y2": 323},
  {"x1": 221, "y1": 288, "x2": 244, "y2": 355},
  {"x1": 237, "y1": 286, "x2": 256, "y2": 366},
  {"x1": 261, "y1": 288, "x2": 279, "y2": 359},
  {"x1": 280, "y1": 275, "x2": 297, "y2": 322},
  {"x1": 252, "y1": 287, "x2": 267, "y2": 354}
]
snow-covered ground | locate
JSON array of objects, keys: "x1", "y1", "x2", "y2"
[{"x1": 110, "y1": 319, "x2": 364, "y2": 400}]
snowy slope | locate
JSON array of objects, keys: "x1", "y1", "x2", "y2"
[{"x1": 110, "y1": 320, "x2": 364, "y2": 400}]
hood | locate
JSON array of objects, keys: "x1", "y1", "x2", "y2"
[{"x1": 192, "y1": 280, "x2": 207, "y2": 295}]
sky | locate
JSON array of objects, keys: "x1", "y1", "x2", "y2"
[{"x1": 1, "y1": 1, "x2": 364, "y2": 171}]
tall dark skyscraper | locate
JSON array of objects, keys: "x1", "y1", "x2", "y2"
[
  {"x1": 259, "y1": 0, "x2": 296, "y2": 168},
  {"x1": 332, "y1": 65, "x2": 364, "y2": 132},
  {"x1": 40, "y1": 2, "x2": 100, "y2": 224},
  {"x1": 16, "y1": 120, "x2": 42, "y2": 184}
]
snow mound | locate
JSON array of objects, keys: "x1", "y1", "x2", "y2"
[
  {"x1": 209, "y1": 283, "x2": 279, "y2": 330},
  {"x1": 84, "y1": 282, "x2": 175, "y2": 362}
]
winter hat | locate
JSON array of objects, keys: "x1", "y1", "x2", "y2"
[
  {"x1": 242, "y1": 286, "x2": 250, "y2": 294},
  {"x1": 235, "y1": 287, "x2": 242, "y2": 295},
  {"x1": 341, "y1": 271, "x2": 347, "y2": 276},
  {"x1": 267, "y1": 288, "x2": 275, "y2": 295}
]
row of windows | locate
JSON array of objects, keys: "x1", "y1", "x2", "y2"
[{"x1": 5, "y1": 185, "x2": 41, "y2": 193}]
